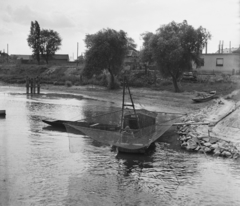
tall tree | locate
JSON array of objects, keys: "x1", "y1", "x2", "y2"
[
  {"x1": 84, "y1": 28, "x2": 128, "y2": 89},
  {"x1": 139, "y1": 32, "x2": 154, "y2": 65},
  {"x1": 27, "y1": 21, "x2": 41, "y2": 64},
  {"x1": 150, "y1": 20, "x2": 211, "y2": 92},
  {"x1": 127, "y1": 37, "x2": 137, "y2": 49},
  {"x1": 39, "y1": 29, "x2": 62, "y2": 64}
]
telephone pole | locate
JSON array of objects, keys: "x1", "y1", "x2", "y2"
[
  {"x1": 77, "y1": 42, "x2": 79, "y2": 66},
  {"x1": 7, "y1": 44, "x2": 9, "y2": 62}
]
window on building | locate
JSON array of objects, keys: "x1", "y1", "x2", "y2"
[{"x1": 216, "y1": 58, "x2": 223, "y2": 66}]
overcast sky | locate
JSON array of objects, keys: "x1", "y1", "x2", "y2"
[{"x1": 0, "y1": 0, "x2": 239, "y2": 60}]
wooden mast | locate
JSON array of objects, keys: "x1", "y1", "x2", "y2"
[{"x1": 121, "y1": 75, "x2": 139, "y2": 130}]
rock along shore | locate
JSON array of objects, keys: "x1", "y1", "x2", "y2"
[{"x1": 177, "y1": 98, "x2": 240, "y2": 159}]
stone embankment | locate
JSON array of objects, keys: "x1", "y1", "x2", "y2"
[{"x1": 177, "y1": 98, "x2": 240, "y2": 159}]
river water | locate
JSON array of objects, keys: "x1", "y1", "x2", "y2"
[{"x1": 1, "y1": 86, "x2": 240, "y2": 206}]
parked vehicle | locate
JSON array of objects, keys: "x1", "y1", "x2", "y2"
[{"x1": 182, "y1": 72, "x2": 197, "y2": 81}]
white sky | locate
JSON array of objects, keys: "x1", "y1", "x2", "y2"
[{"x1": 0, "y1": 0, "x2": 239, "y2": 60}]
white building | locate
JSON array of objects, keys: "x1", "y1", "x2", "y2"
[{"x1": 194, "y1": 48, "x2": 240, "y2": 75}]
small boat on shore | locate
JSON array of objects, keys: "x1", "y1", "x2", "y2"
[
  {"x1": 192, "y1": 91, "x2": 217, "y2": 103},
  {"x1": 0, "y1": 110, "x2": 6, "y2": 117}
]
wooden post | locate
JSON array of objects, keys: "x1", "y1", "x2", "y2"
[
  {"x1": 33, "y1": 78, "x2": 36, "y2": 94},
  {"x1": 37, "y1": 77, "x2": 40, "y2": 94},
  {"x1": 26, "y1": 76, "x2": 29, "y2": 94},
  {"x1": 30, "y1": 78, "x2": 33, "y2": 94}
]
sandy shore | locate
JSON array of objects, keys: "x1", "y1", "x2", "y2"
[
  {"x1": 40, "y1": 84, "x2": 218, "y2": 114},
  {"x1": 0, "y1": 81, "x2": 214, "y2": 113}
]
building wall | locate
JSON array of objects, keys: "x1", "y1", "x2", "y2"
[
  {"x1": 194, "y1": 53, "x2": 240, "y2": 74},
  {"x1": 48, "y1": 59, "x2": 69, "y2": 64}
]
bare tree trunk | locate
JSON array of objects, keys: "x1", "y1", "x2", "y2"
[
  {"x1": 107, "y1": 67, "x2": 115, "y2": 89},
  {"x1": 110, "y1": 71, "x2": 115, "y2": 89},
  {"x1": 172, "y1": 76, "x2": 180, "y2": 93}
]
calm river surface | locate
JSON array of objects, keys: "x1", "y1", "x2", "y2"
[{"x1": 1, "y1": 86, "x2": 240, "y2": 206}]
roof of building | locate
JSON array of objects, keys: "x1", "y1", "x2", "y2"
[
  {"x1": 215, "y1": 47, "x2": 239, "y2": 53},
  {"x1": 52, "y1": 54, "x2": 69, "y2": 60},
  {"x1": 11, "y1": 54, "x2": 69, "y2": 60},
  {"x1": 201, "y1": 53, "x2": 239, "y2": 56},
  {"x1": 10, "y1": 55, "x2": 32, "y2": 60},
  {"x1": 232, "y1": 47, "x2": 240, "y2": 53}
]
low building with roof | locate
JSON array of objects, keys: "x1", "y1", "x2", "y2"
[
  {"x1": 10, "y1": 54, "x2": 69, "y2": 64},
  {"x1": 193, "y1": 45, "x2": 240, "y2": 75}
]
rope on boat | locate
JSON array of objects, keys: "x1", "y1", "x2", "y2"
[{"x1": 154, "y1": 114, "x2": 186, "y2": 126}]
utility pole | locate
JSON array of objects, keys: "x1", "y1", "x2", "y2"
[
  {"x1": 7, "y1": 44, "x2": 9, "y2": 63},
  {"x1": 77, "y1": 42, "x2": 79, "y2": 66}
]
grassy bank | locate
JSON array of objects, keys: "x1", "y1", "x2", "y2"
[
  {"x1": 1, "y1": 63, "x2": 240, "y2": 111},
  {"x1": 1, "y1": 63, "x2": 239, "y2": 94},
  {"x1": 0, "y1": 63, "x2": 83, "y2": 85}
]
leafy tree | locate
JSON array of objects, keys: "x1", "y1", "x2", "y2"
[
  {"x1": 127, "y1": 37, "x2": 137, "y2": 49},
  {"x1": 139, "y1": 32, "x2": 154, "y2": 65},
  {"x1": 77, "y1": 54, "x2": 85, "y2": 64},
  {"x1": 149, "y1": 20, "x2": 211, "y2": 92},
  {"x1": 84, "y1": 28, "x2": 128, "y2": 89},
  {"x1": 27, "y1": 21, "x2": 41, "y2": 64},
  {"x1": 40, "y1": 29, "x2": 62, "y2": 64}
]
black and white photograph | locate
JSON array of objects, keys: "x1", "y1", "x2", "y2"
[{"x1": 0, "y1": 0, "x2": 240, "y2": 205}]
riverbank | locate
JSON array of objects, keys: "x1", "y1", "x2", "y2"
[
  {"x1": 0, "y1": 81, "x2": 221, "y2": 113},
  {"x1": 1, "y1": 81, "x2": 240, "y2": 159},
  {"x1": 41, "y1": 83, "x2": 240, "y2": 159},
  {"x1": 177, "y1": 95, "x2": 240, "y2": 159}
]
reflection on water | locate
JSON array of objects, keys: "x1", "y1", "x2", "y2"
[{"x1": 1, "y1": 87, "x2": 240, "y2": 206}]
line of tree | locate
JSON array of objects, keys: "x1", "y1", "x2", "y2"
[
  {"x1": 27, "y1": 21, "x2": 62, "y2": 64},
  {"x1": 140, "y1": 20, "x2": 211, "y2": 92},
  {"x1": 82, "y1": 21, "x2": 211, "y2": 92},
  {"x1": 83, "y1": 28, "x2": 130, "y2": 89}
]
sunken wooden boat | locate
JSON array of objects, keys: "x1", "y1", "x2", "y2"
[
  {"x1": 192, "y1": 91, "x2": 217, "y2": 103},
  {"x1": 64, "y1": 76, "x2": 183, "y2": 154},
  {"x1": 42, "y1": 119, "x2": 73, "y2": 129},
  {"x1": 42, "y1": 119, "x2": 117, "y2": 131}
]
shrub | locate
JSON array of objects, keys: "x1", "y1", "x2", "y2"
[
  {"x1": 65, "y1": 80, "x2": 72, "y2": 87},
  {"x1": 129, "y1": 78, "x2": 146, "y2": 87},
  {"x1": 160, "y1": 79, "x2": 172, "y2": 86}
]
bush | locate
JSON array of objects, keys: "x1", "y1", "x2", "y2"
[
  {"x1": 65, "y1": 80, "x2": 72, "y2": 87},
  {"x1": 160, "y1": 79, "x2": 172, "y2": 86},
  {"x1": 131, "y1": 79, "x2": 146, "y2": 87}
]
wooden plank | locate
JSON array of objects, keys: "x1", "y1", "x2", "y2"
[
  {"x1": 173, "y1": 122, "x2": 210, "y2": 126},
  {"x1": 90, "y1": 123, "x2": 99, "y2": 127}
]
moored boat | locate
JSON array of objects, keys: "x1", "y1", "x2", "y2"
[
  {"x1": 64, "y1": 76, "x2": 183, "y2": 154},
  {"x1": 64, "y1": 109, "x2": 181, "y2": 153},
  {"x1": 192, "y1": 91, "x2": 217, "y2": 103}
]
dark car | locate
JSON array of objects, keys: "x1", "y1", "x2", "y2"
[{"x1": 182, "y1": 72, "x2": 197, "y2": 81}]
